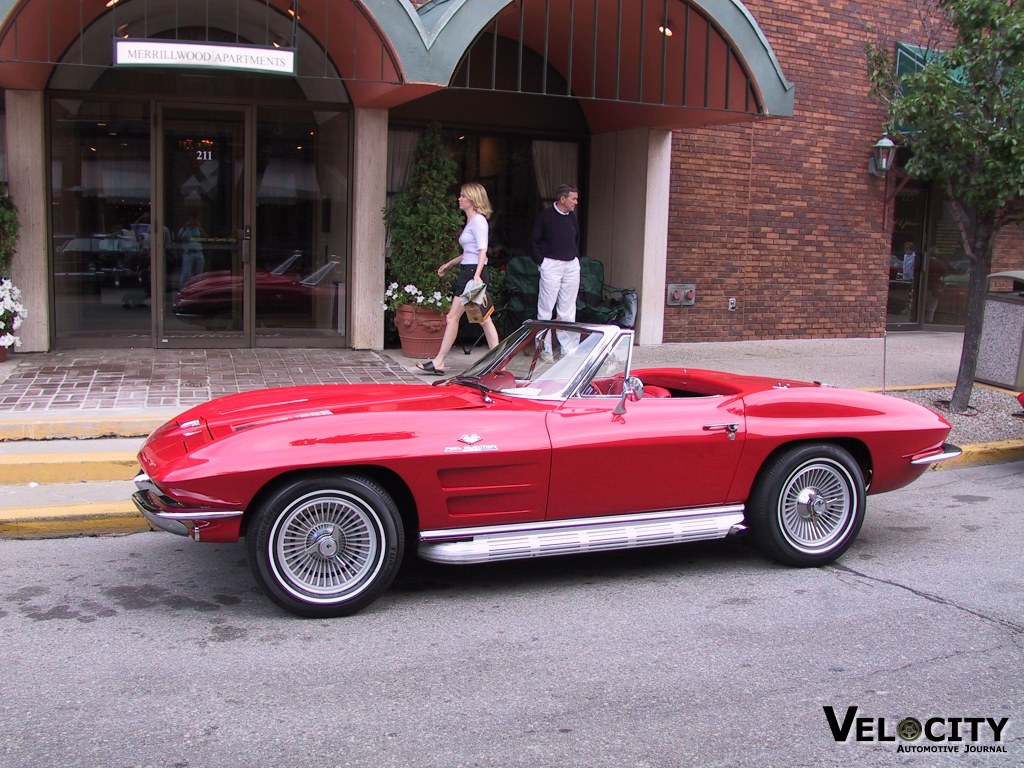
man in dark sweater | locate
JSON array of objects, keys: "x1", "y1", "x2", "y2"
[{"x1": 530, "y1": 184, "x2": 581, "y2": 360}]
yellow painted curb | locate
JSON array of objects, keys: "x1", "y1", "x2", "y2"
[
  {"x1": 0, "y1": 415, "x2": 165, "y2": 442},
  {"x1": 0, "y1": 451, "x2": 140, "y2": 485},
  {"x1": 930, "y1": 440, "x2": 1024, "y2": 470},
  {"x1": 0, "y1": 501, "x2": 152, "y2": 538}
]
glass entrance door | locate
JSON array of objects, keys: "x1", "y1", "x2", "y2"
[{"x1": 158, "y1": 107, "x2": 252, "y2": 346}]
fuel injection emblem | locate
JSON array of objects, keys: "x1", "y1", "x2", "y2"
[{"x1": 445, "y1": 434, "x2": 497, "y2": 453}]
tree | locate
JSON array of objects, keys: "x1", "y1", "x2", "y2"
[
  {"x1": 0, "y1": 183, "x2": 18, "y2": 279},
  {"x1": 866, "y1": 0, "x2": 1024, "y2": 413},
  {"x1": 382, "y1": 122, "x2": 462, "y2": 313}
]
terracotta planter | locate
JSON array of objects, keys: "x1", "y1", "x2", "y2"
[{"x1": 395, "y1": 304, "x2": 445, "y2": 359}]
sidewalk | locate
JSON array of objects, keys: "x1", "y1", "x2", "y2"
[{"x1": 1, "y1": 331, "x2": 1022, "y2": 538}]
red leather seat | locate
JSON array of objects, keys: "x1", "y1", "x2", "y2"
[{"x1": 642, "y1": 385, "x2": 671, "y2": 398}]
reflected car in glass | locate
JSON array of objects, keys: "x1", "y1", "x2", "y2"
[
  {"x1": 133, "y1": 320, "x2": 961, "y2": 617},
  {"x1": 53, "y1": 233, "x2": 144, "y2": 293},
  {"x1": 172, "y1": 252, "x2": 340, "y2": 325}
]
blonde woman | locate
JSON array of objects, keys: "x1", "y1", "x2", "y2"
[{"x1": 416, "y1": 182, "x2": 500, "y2": 374}]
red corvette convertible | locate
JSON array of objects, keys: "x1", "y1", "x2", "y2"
[{"x1": 133, "y1": 320, "x2": 960, "y2": 617}]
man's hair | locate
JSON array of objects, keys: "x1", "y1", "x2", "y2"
[{"x1": 555, "y1": 184, "x2": 578, "y2": 200}]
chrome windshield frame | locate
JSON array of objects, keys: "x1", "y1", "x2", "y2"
[{"x1": 453, "y1": 320, "x2": 635, "y2": 401}]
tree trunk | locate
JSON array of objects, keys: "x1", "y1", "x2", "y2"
[{"x1": 949, "y1": 216, "x2": 995, "y2": 414}]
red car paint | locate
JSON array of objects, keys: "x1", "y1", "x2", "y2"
[{"x1": 133, "y1": 320, "x2": 959, "y2": 617}]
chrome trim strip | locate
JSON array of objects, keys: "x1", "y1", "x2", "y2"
[
  {"x1": 911, "y1": 442, "x2": 963, "y2": 465},
  {"x1": 418, "y1": 505, "x2": 746, "y2": 565},
  {"x1": 419, "y1": 504, "x2": 745, "y2": 542}
]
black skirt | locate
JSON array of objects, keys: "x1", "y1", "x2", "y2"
[{"x1": 452, "y1": 263, "x2": 489, "y2": 297}]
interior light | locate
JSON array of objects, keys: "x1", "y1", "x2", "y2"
[{"x1": 658, "y1": 24, "x2": 674, "y2": 37}]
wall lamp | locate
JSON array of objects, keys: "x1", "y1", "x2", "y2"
[{"x1": 868, "y1": 135, "x2": 898, "y2": 177}]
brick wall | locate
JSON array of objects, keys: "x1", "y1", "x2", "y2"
[
  {"x1": 665, "y1": 0, "x2": 1023, "y2": 341},
  {"x1": 994, "y1": 225, "x2": 1024, "y2": 274}
]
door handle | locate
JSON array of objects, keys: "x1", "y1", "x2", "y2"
[
  {"x1": 241, "y1": 225, "x2": 251, "y2": 263},
  {"x1": 703, "y1": 423, "x2": 740, "y2": 440}
]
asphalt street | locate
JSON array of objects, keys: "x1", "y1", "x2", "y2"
[{"x1": 0, "y1": 460, "x2": 1020, "y2": 768}]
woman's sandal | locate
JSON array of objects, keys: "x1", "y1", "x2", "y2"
[{"x1": 415, "y1": 361, "x2": 446, "y2": 375}]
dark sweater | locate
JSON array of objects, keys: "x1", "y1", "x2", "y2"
[{"x1": 530, "y1": 205, "x2": 580, "y2": 262}]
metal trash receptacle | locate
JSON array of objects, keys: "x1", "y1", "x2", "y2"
[{"x1": 976, "y1": 270, "x2": 1024, "y2": 390}]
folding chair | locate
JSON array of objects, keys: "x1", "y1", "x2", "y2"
[
  {"x1": 575, "y1": 256, "x2": 637, "y2": 328},
  {"x1": 502, "y1": 255, "x2": 541, "y2": 329}
]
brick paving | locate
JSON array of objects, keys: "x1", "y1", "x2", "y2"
[{"x1": 0, "y1": 349, "x2": 421, "y2": 412}]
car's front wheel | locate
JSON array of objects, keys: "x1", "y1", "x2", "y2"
[
  {"x1": 747, "y1": 444, "x2": 865, "y2": 567},
  {"x1": 248, "y1": 474, "x2": 404, "y2": 617}
]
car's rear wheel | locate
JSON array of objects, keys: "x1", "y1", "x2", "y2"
[
  {"x1": 747, "y1": 444, "x2": 865, "y2": 567},
  {"x1": 248, "y1": 474, "x2": 404, "y2": 617}
]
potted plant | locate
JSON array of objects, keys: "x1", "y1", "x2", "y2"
[
  {"x1": 0, "y1": 184, "x2": 25, "y2": 361},
  {"x1": 383, "y1": 123, "x2": 462, "y2": 357}
]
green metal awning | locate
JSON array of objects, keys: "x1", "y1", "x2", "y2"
[{"x1": 896, "y1": 41, "x2": 962, "y2": 81}]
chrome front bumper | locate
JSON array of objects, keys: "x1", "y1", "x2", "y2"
[{"x1": 132, "y1": 471, "x2": 243, "y2": 538}]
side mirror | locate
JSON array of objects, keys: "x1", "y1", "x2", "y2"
[{"x1": 613, "y1": 376, "x2": 644, "y2": 415}]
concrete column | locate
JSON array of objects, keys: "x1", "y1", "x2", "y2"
[
  {"x1": 639, "y1": 130, "x2": 670, "y2": 346},
  {"x1": 586, "y1": 128, "x2": 670, "y2": 345},
  {"x1": 349, "y1": 108, "x2": 388, "y2": 350},
  {"x1": 5, "y1": 90, "x2": 49, "y2": 352}
]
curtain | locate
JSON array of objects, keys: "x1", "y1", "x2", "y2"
[
  {"x1": 387, "y1": 129, "x2": 420, "y2": 197},
  {"x1": 385, "y1": 129, "x2": 421, "y2": 256},
  {"x1": 532, "y1": 140, "x2": 579, "y2": 201}
]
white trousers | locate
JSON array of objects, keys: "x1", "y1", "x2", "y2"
[{"x1": 537, "y1": 257, "x2": 581, "y2": 354}]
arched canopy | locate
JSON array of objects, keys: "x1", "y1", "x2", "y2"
[
  {"x1": 367, "y1": 0, "x2": 795, "y2": 131},
  {"x1": 0, "y1": 0, "x2": 401, "y2": 99},
  {"x1": 0, "y1": 0, "x2": 792, "y2": 131}
]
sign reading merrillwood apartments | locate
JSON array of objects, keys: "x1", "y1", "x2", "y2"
[{"x1": 115, "y1": 40, "x2": 295, "y2": 76}]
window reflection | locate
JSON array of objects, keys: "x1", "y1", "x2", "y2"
[{"x1": 50, "y1": 98, "x2": 152, "y2": 344}]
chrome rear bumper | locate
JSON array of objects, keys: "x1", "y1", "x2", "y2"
[{"x1": 910, "y1": 442, "x2": 962, "y2": 465}]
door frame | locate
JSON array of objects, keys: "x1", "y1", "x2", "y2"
[{"x1": 154, "y1": 103, "x2": 256, "y2": 348}]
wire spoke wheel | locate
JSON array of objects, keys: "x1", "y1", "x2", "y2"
[
  {"x1": 273, "y1": 492, "x2": 382, "y2": 598},
  {"x1": 249, "y1": 474, "x2": 403, "y2": 617},
  {"x1": 778, "y1": 461, "x2": 854, "y2": 554},
  {"x1": 748, "y1": 444, "x2": 865, "y2": 567}
]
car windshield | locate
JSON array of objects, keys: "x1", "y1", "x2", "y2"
[{"x1": 454, "y1": 321, "x2": 633, "y2": 399}]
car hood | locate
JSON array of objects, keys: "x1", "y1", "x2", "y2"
[{"x1": 148, "y1": 383, "x2": 484, "y2": 444}]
